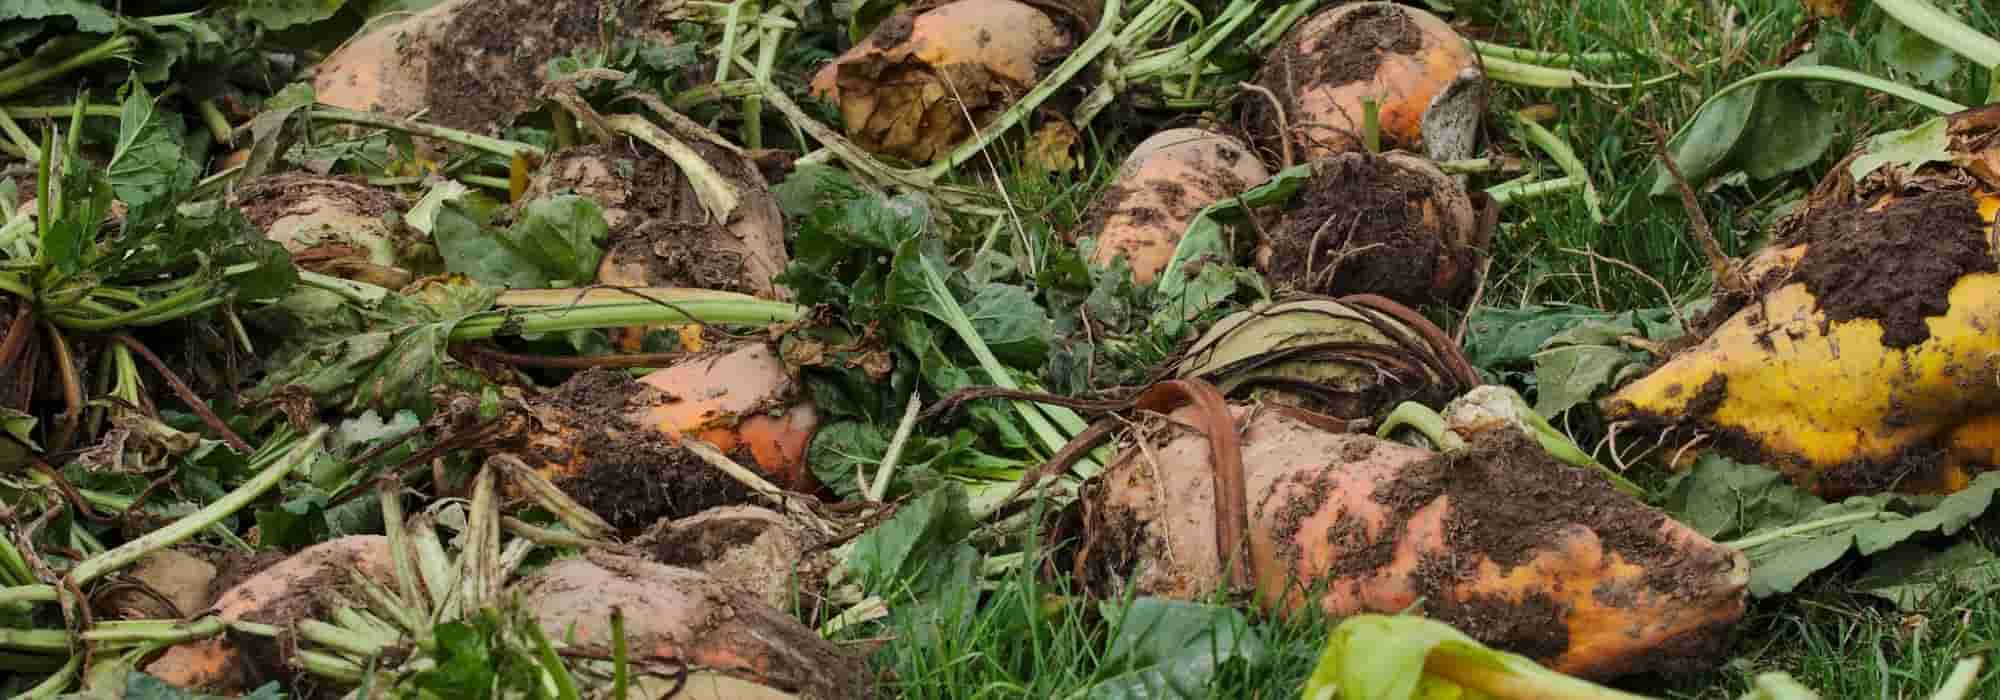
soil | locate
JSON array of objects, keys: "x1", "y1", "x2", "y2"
[
  {"x1": 206, "y1": 548, "x2": 291, "y2": 608},
  {"x1": 533, "y1": 368, "x2": 753, "y2": 531},
  {"x1": 1243, "y1": 3, "x2": 1422, "y2": 160},
  {"x1": 417, "y1": 0, "x2": 676, "y2": 133},
  {"x1": 231, "y1": 174, "x2": 405, "y2": 232},
  {"x1": 1792, "y1": 190, "x2": 1996, "y2": 349},
  {"x1": 636, "y1": 505, "x2": 832, "y2": 610},
  {"x1": 532, "y1": 142, "x2": 765, "y2": 292},
  {"x1": 871, "y1": 12, "x2": 915, "y2": 49},
  {"x1": 603, "y1": 221, "x2": 756, "y2": 292},
  {"x1": 1262, "y1": 151, "x2": 1474, "y2": 306}
]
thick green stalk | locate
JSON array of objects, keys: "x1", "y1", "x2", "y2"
[
  {"x1": 1513, "y1": 114, "x2": 1603, "y2": 223},
  {"x1": 449, "y1": 298, "x2": 803, "y2": 341},
  {"x1": 1724, "y1": 511, "x2": 1898, "y2": 551},
  {"x1": 1473, "y1": 41, "x2": 1621, "y2": 68},
  {"x1": 1375, "y1": 402, "x2": 1467, "y2": 452},
  {"x1": 308, "y1": 105, "x2": 544, "y2": 160},
  {"x1": 1487, "y1": 176, "x2": 1581, "y2": 206},
  {"x1": 67, "y1": 429, "x2": 323, "y2": 586},
  {"x1": 14, "y1": 653, "x2": 80, "y2": 700},
  {"x1": 0, "y1": 36, "x2": 136, "y2": 100},
  {"x1": 0, "y1": 628, "x2": 68, "y2": 653},
  {"x1": 0, "y1": 104, "x2": 123, "y2": 119},
  {"x1": 0, "y1": 585, "x2": 56, "y2": 606}
]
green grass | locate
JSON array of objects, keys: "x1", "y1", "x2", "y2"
[{"x1": 844, "y1": 0, "x2": 2000, "y2": 698}]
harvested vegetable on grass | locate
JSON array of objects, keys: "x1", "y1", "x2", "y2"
[
  {"x1": 313, "y1": 0, "x2": 678, "y2": 133},
  {"x1": 97, "y1": 549, "x2": 217, "y2": 621},
  {"x1": 1078, "y1": 128, "x2": 1270, "y2": 284},
  {"x1": 634, "y1": 504, "x2": 837, "y2": 611},
  {"x1": 143, "y1": 535, "x2": 397, "y2": 693},
  {"x1": 1174, "y1": 295, "x2": 1480, "y2": 418},
  {"x1": 1605, "y1": 109, "x2": 2000, "y2": 497},
  {"x1": 1060, "y1": 402, "x2": 1748, "y2": 680},
  {"x1": 516, "y1": 552, "x2": 870, "y2": 699},
  {"x1": 517, "y1": 343, "x2": 820, "y2": 529},
  {"x1": 233, "y1": 174, "x2": 427, "y2": 289},
  {"x1": 809, "y1": 0, "x2": 1100, "y2": 163},
  {"x1": 1246, "y1": 2, "x2": 1481, "y2": 159},
  {"x1": 1256, "y1": 151, "x2": 1487, "y2": 307}
]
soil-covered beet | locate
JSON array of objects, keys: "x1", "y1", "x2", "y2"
[
  {"x1": 513, "y1": 553, "x2": 872, "y2": 700},
  {"x1": 523, "y1": 368, "x2": 755, "y2": 531},
  {"x1": 1791, "y1": 190, "x2": 1996, "y2": 348},
  {"x1": 315, "y1": 0, "x2": 681, "y2": 135},
  {"x1": 231, "y1": 174, "x2": 426, "y2": 289},
  {"x1": 1259, "y1": 151, "x2": 1482, "y2": 307},
  {"x1": 1076, "y1": 128, "x2": 1270, "y2": 283},
  {"x1": 635, "y1": 505, "x2": 835, "y2": 611},
  {"x1": 1060, "y1": 405, "x2": 1747, "y2": 680},
  {"x1": 1242, "y1": 2, "x2": 1476, "y2": 159}
]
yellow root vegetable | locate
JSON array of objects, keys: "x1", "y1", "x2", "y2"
[
  {"x1": 1605, "y1": 111, "x2": 2000, "y2": 496},
  {"x1": 1247, "y1": 2, "x2": 1480, "y2": 159},
  {"x1": 809, "y1": 0, "x2": 1096, "y2": 162},
  {"x1": 232, "y1": 174, "x2": 427, "y2": 289},
  {"x1": 1061, "y1": 403, "x2": 1748, "y2": 680},
  {"x1": 1077, "y1": 128, "x2": 1271, "y2": 283}
]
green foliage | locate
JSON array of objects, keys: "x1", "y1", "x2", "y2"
[
  {"x1": 434, "y1": 194, "x2": 608, "y2": 289},
  {"x1": 1090, "y1": 599, "x2": 1266, "y2": 700}
]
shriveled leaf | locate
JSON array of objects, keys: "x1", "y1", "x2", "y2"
[
  {"x1": 1859, "y1": 541, "x2": 2000, "y2": 611},
  {"x1": 1849, "y1": 116, "x2": 1952, "y2": 181},
  {"x1": 1090, "y1": 599, "x2": 1266, "y2": 700},
  {"x1": 252, "y1": 279, "x2": 500, "y2": 413}
]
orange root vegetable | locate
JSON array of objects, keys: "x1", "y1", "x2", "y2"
[
  {"x1": 1063, "y1": 405, "x2": 1748, "y2": 680},
  {"x1": 515, "y1": 552, "x2": 871, "y2": 700},
  {"x1": 525, "y1": 141, "x2": 791, "y2": 349},
  {"x1": 1247, "y1": 2, "x2": 1480, "y2": 159},
  {"x1": 232, "y1": 174, "x2": 427, "y2": 289},
  {"x1": 313, "y1": 0, "x2": 676, "y2": 134},
  {"x1": 634, "y1": 505, "x2": 836, "y2": 611},
  {"x1": 1255, "y1": 151, "x2": 1486, "y2": 307},
  {"x1": 809, "y1": 0, "x2": 1094, "y2": 162},
  {"x1": 144, "y1": 536, "x2": 396, "y2": 693},
  {"x1": 520, "y1": 343, "x2": 820, "y2": 529},
  {"x1": 1077, "y1": 128, "x2": 1271, "y2": 284},
  {"x1": 98, "y1": 549, "x2": 218, "y2": 621}
]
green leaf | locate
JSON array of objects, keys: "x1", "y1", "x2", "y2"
[
  {"x1": 1874, "y1": 13, "x2": 1962, "y2": 88},
  {"x1": 1849, "y1": 116, "x2": 1953, "y2": 182},
  {"x1": 499, "y1": 195, "x2": 609, "y2": 286},
  {"x1": 1303, "y1": 614, "x2": 1645, "y2": 700},
  {"x1": 1736, "y1": 77, "x2": 1838, "y2": 182},
  {"x1": 1647, "y1": 82, "x2": 1759, "y2": 197},
  {"x1": 1090, "y1": 599, "x2": 1266, "y2": 700},
  {"x1": 1, "y1": 0, "x2": 117, "y2": 34},
  {"x1": 0, "y1": 408, "x2": 37, "y2": 470},
  {"x1": 106, "y1": 83, "x2": 198, "y2": 222},
  {"x1": 1859, "y1": 541, "x2": 2000, "y2": 611},
  {"x1": 433, "y1": 201, "x2": 549, "y2": 288},
  {"x1": 118, "y1": 672, "x2": 283, "y2": 699},
  {"x1": 1529, "y1": 344, "x2": 1632, "y2": 417},
  {"x1": 846, "y1": 482, "x2": 978, "y2": 593},
  {"x1": 252, "y1": 280, "x2": 500, "y2": 414},
  {"x1": 235, "y1": 0, "x2": 351, "y2": 31},
  {"x1": 963, "y1": 284, "x2": 1053, "y2": 367}
]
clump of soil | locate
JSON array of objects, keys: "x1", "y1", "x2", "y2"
[
  {"x1": 1791, "y1": 190, "x2": 1995, "y2": 348},
  {"x1": 1260, "y1": 151, "x2": 1481, "y2": 306},
  {"x1": 528, "y1": 368, "x2": 753, "y2": 531},
  {"x1": 231, "y1": 174, "x2": 428, "y2": 288},
  {"x1": 233, "y1": 174, "x2": 405, "y2": 230},
  {"x1": 635, "y1": 505, "x2": 834, "y2": 612},
  {"x1": 600, "y1": 222, "x2": 756, "y2": 292}
]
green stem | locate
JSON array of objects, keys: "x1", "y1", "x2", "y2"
[
  {"x1": 1929, "y1": 657, "x2": 1984, "y2": 700},
  {"x1": 0, "y1": 108, "x2": 40, "y2": 162},
  {"x1": 0, "y1": 628, "x2": 68, "y2": 653},
  {"x1": 82, "y1": 617, "x2": 224, "y2": 644},
  {"x1": 0, "y1": 585, "x2": 56, "y2": 606},
  {"x1": 1723, "y1": 511, "x2": 1898, "y2": 551},
  {"x1": 1472, "y1": 41, "x2": 1621, "y2": 68},
  {"x1": 448, "y1": 298, "x2": 803, "y2": 341},
  {"x1": 14, "y1": 653, "x2": 80, "y2": 700},
  {"x1": 671, "y1": 80, "x2": 761, "y2": 111},
  {"x1": 1513, "y1": 114, "x2": 1603, "y2": 223},
  {"x1": 1481, "y1": 54, "x2": 1687, "y2": 90},
  {"x1": 1361, "y1": 97, "x2": 1381, "y2": 154},
  {"x1": 1375, "y1": 402, "x2": 1467, "y2": 452},
  {"x1": 0, "y1": 36, "x2": 136, "y2": 101},
  {"x1": 612, "y1": 607, "x2": 630, "y2": 700},
  {"x1": 1487, "y1": 176, "x2": 1581, "y2": 206},
  {"x1": 1876, "y1": 0, "x2": 2000, "y2": 68},
  {"x1": 307, "y1": 105, "x2": 544, "y2": 160},
  {"x1": 66, "y1": 429, "x2": 323, "y2": 587},
  {"x1": 0, "y1": 104, "x2": 124, "y2": 119},
  {"x1": 196, "y1": 99, "x2": 233, "y2": 145},
  {"x1": 380, "y1": 480, "x2": 429, "y2": 621}
]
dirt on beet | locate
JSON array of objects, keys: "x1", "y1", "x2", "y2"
[
  {"x1": 1790, "y1": 189, "x2": 1996, "y2": 349},
  {"x1": 231, "y1": 174, "x2": 405, "y2": 231},
  {"x1": 414, "y1": 0, "x2": 676, "y2": 133},
  {"x1": 532, "y1": 368, "x2": 753, "y2": 531},
  {"x1": 1362, "y1": 430, "x2": 1739, "y2": 671},
  {"x1": 531, "y1": 141, "x2": 766, "y2": 292},
  {"x1": 1074, "y1": 145, "x2": 1264, "y2": 262},
  {"x1": 1262, "y1": 152, "x2": 1475, "y2": 305},
  {"x1": 1242, "y1": 3, "x2": 1421, "y2": 160}
]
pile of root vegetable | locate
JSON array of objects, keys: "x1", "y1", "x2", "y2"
[{"x1": 5, "y1": 0, "x2": 2000, "y2": 698}]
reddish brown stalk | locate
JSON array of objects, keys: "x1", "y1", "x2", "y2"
[{"x1": 113, "y1": 335, "x2": 251, "y2": 453}]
